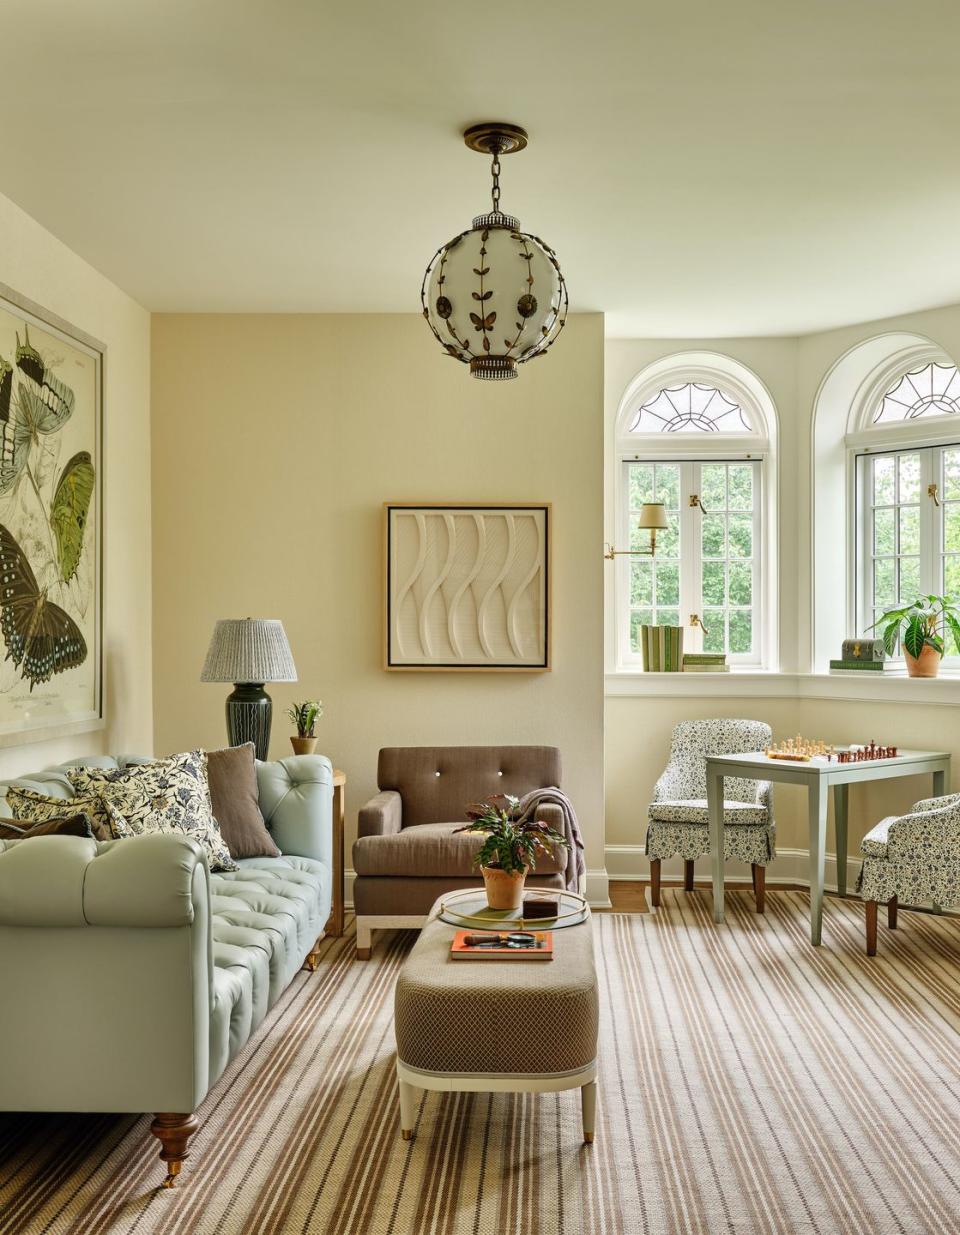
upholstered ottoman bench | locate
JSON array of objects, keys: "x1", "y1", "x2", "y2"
[{"x1": 394, "y1": 901, "x2": 599, "y2": 1143}]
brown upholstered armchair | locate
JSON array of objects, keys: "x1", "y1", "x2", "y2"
[{"x1": 353, "y1": 746, "x2": 570, "y2": 958}]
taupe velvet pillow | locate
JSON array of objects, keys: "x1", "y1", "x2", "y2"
[
  {"x1": 0, "y1": 813, "x2": 93, "y2": 840},
  {"x1": 206, "y1": 743, "x2": 280, "y2": 859}
]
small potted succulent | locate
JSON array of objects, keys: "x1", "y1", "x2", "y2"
[
  {"x1": 872, "y1": 594, "x2": 960, "y2": 678},
  {"x1": 285, "y1": 700, "x2": 323, "y2": 754},
  {"x1": 456, "y1": 794, "x2": 569, "y2": 911}
]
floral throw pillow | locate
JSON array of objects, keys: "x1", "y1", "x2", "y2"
[
  {"x1": 7, "y1": 786, "x2": 112, "y2": 841},
  {"x1": 67, "y1": 751, "x2": 238, "y2": 872}
]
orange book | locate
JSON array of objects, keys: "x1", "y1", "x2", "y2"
[{"x1": 450, "y1": 929, "x2": 553, "y2": 960}]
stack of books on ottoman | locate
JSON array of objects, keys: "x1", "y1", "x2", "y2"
[{"x1": 682, "y1": 653, "x2": 729, "y2": 673}]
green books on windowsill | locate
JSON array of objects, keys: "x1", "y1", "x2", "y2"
[
  {"x1": 829, "y1": 659, "x2": 901, "y2": 673},
  {"x1": 682, "y1": 653, "x2": 729, "y2": 672}
]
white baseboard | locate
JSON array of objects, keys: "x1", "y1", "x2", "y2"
[
  {"x1": 344, "y1": 867, "x2": 613, "y2": 910},
  {"x1": 604, "y1": 844, "x2": 861, "y2": 894}
]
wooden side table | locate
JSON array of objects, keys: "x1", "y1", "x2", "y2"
[{"x1": 325, "y1": 769, "x2": 346, "y2": 937}]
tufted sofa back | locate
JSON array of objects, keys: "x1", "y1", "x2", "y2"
[
  {"x1": 378, "y1": 746, "x2": 562, "y2": 828},
  {"x1": 0, "y1": 752, "x2": 333, "y2": 868}
]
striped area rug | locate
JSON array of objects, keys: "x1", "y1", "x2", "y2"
[{"x1": 3, "y1": 891, "x2": 960, "y2": 1234}]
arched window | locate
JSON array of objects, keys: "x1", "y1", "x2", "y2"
[
  {"x1": 845, "y1": 348, "x2": 960, "y2": 659},
  {"x1": 613, "y1": 354, "x2": 778, "y2": 670}
]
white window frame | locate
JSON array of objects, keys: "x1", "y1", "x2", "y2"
[
  {"x1": 847, "y1": 347, "x2": 960, "y2": 666},
  {"x1": 617, "y1": 458, "x2": 764, "y2": 668},
  {"x1": 612, "y1": 353, "x2": 778, "y2": 673}
]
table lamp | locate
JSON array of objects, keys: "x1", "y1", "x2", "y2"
[{"x1": 200, "y1": 618, "x2": 297, "y2": 759}]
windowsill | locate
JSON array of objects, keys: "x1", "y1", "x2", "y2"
[{"x1": 606, "y1": 670, "x2": 960, "y2": 704}]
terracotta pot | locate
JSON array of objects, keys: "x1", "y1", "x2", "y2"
[
  {"x1": 290, "y1": 736, "x2": 319, "y2": 755},
  {"x1": 904, "y1": 645, "x2": 942, "y2": 678},
  {"x1": 481, "y1": 865, "x2": 527, "y2": 911}
]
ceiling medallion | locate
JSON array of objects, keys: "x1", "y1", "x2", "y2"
[{"x1": 421, "y1": 123, "x2": 568, "y2": 381}]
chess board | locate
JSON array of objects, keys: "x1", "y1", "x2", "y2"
[{"x1": 764, "y1": 736, "x2": 899, "y2": 764}]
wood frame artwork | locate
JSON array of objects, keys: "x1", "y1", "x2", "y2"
[
  {"x1": 0, "y1": 282, "x2": 103, "y2": 747},
  {"x1": 384, "y1": 502, "x2": 551, "y2": 672}
]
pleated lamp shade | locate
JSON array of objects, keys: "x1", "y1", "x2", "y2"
[{"x1": 200, "y1": 619, "x2": 298, "y2": 685}]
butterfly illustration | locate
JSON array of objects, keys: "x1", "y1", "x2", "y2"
[
  {"x1": 0, "y1": 326, "x2": 75, "y2": 496},
  {"x1": 50, "y1": 451, "x2": 95, "y2": 583},
  {"x1": 0, "y1": 524, "x2": 86, "y2": 689}
]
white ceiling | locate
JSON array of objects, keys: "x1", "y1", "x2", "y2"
[{"x1": 3, "y1": 0, "x2": 960, "y2": 336}]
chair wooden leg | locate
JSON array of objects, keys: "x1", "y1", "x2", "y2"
[
  {"x1": 683, "y1": 859, "x2": 694, "y2": 892},
  {"x1": 752, "y1": 864, "x2": 765, "y2": 914},
  {"x1": 865, "y1": 900, "x2": 878, "y2": 956},
  {"x1": 888, "y1": 896, "x2": 898, "y2": 930},
  {"x1": 649, "y1": 859, "x2": 661, "y2": 907},
  {"x1": 150, "y1": 1113, "x2": 199, "y2": 1188}
]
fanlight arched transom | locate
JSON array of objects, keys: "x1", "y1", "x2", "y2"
[
  {"x1": 873, "y1": 361, "x2": 960, "y2": 424},
  {"x1": 628, "y1": 382, "x2": 752, "y2": 434}
]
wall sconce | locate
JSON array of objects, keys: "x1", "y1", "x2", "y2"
[{"x1": 604, "y1": 502, "x2": 670, "y2": 560}]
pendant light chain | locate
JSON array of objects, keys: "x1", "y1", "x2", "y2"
[{"x1": 490, "y1": 141, "x2": 503, "y2": 215}]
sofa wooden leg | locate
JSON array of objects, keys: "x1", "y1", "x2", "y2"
[
  {"x1": 752, "y1": 864, "x2": 765, "y2": 914},
  {"x1": 150, "y1": 1112, "x2": 199, "y2": 1188},
  {"x1": 683, "y1": 859, "x2": 695, "y2": 892},
  {"x1": 302, "y1": 936, "x2": 322, "y2": 972},
  {"x1": 888, "y1": 896, "x2": 898, "y2": 930},
  {"x1": 356, "y1": 921, "x2": 372, "y2": 960},
  {"x1": 866, "y1": 900, "x2": 878, "y2": 956},
  {"x1": 649, "y1": 859, "x2": 661, "y2": 908}
]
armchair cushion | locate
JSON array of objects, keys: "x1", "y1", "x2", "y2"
[
  {"x1": 353, "y1": 821, "x2": 565, "y2": 879},
  {"x1": 377, "y1": 745, "x2": 561, "y2": 827},
  {"x1": 648, "y1": 799, "x2": 769, "y2": 827}
]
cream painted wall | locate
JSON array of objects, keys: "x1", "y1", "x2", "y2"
[
  {"x1": 150, "y1": 314, "x2": 606, "y2": 888},
  {"x1": 0, "y1": 192, "x2": 152, "y2": 778},
  {"x1": 605, "y1": 308, "x2": 960, "y2": 879}
]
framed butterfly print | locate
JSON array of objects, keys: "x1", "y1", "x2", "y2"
[{"x1": 0, "y1": 282, "x2": 102, "y2": 747}]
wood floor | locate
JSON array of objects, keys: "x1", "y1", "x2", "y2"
[{"x1": 606, "y1": 878, "x2": 803, "y2": 914}]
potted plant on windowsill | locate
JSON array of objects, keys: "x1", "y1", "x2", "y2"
[
  {"x1": 872, "y1": 594, "x2": 960, "y2": 678},
  {"x1": 285, "y1": 700, "x2": 323, "y2": 754},
  {"x1": 456, "y1": 795, "x2": 569, "y2": 911}
]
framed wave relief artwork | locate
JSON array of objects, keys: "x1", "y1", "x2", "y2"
[
  {"x1": 0, "y1": 283, "x2": 103, "y2": 746},
  {"x1": 385, "y1": 502, "x2": 550, "y2": 671}
]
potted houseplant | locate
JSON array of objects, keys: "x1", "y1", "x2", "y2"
[
  {"x1": 872, "y1": 594, "x2": 960, "y2": 678},
  {"x1": 285, "y1": 700, "x2": 323, "y2": 754},
  {"x1": 456, "y1": 794, "x2": 569, "y2": 911}
]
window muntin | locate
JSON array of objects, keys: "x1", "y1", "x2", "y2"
[
  {"x1": 628, "y1": 382, "x2": 751, "y2": 434},
  {"x1": 621, "y1": 459, "x2": 763, "y2": 666},
  {"x1": 873, "y1": 362, "x2": 960, "y2": 425}
]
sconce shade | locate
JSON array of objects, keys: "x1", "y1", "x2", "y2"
[
  {"x1": 200, "y1": 619, "x2": 298, "y2": 684},
  {"x1": 636, "y1": 502, "x2": 670, "y2": 530}
]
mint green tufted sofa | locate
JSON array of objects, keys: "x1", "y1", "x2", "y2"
[{"x1": 0, "y1": 752, "x2": 333, "y2": 1186}]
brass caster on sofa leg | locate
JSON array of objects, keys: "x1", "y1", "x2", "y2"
[
  {"x1": 302, "y1": 938, "x2": 322, "y2": 972},
  {"x1": 401, "y1": 1129, "x2": 414, "y2": 1141},
  {"x1": 150, "y1": 1112, "x2": 199, "y2": 1189}
]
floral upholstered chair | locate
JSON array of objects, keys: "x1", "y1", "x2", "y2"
[
  {"x1": 646, "y1": 719, "x2": 774, "y2": 912},
  {"x1": 856, "y1": 792, "x2": 960, "y2": 955}
]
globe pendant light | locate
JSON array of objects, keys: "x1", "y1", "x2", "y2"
[{"x1": 421, "y1": 123, "x2": 568, "y2": 381}]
